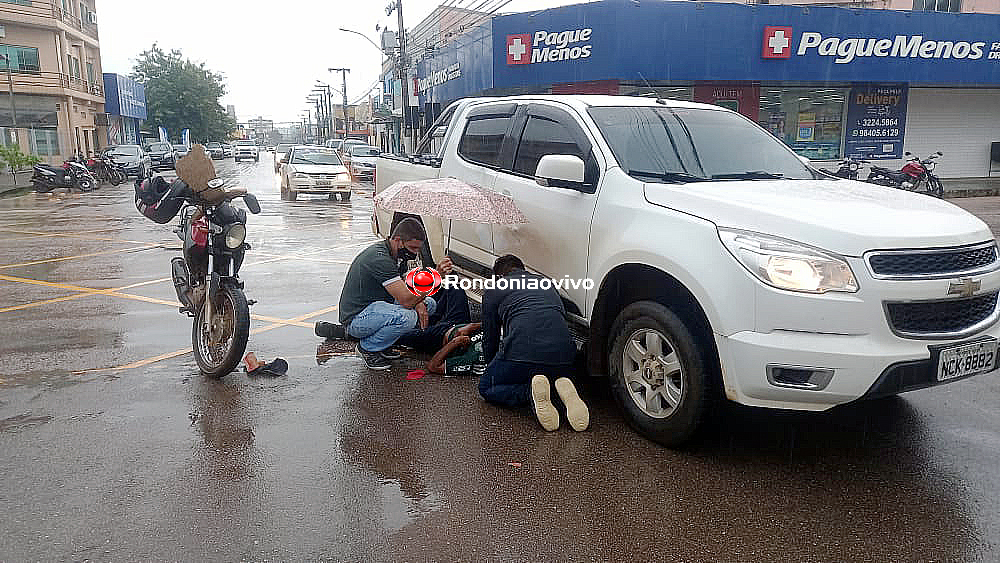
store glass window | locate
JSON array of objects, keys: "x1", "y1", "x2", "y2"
[
  {"x1": 31, "y1": 129, "x2": 60, "y2": 156},
  {"x1": 758, "y1": 88, "x2": 846, "y2": 160}
]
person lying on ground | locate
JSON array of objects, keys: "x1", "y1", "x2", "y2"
[
  {"x1": 478, "y1": 254, "x2": 589, "y2": 432},
  {"x1": 426, "y1": 323, "x2": 484, "y2": 376}
]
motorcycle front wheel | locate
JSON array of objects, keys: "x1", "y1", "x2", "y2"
[
  {"x1": 192, "y1": 284, "x2": 250, "y2": 378},
  {"x1": 929, "y1": 177, "x2": 945, "y2": 198}
]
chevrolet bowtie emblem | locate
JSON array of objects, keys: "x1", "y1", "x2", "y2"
[{"x1": 948, "y1": 278, "x2": 981, "y2": 298}]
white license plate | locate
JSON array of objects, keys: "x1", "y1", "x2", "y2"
[
  {"x1": 937, "y1": 339, "x2": 998, "y2": 381},
  {"x1": 314, "y1": 180, "x2": 331, "y2": 186}
]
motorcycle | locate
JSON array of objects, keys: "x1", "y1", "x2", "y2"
[
  {"x1": 135, "y1": 176, "x2": 262, "y2": 377},
  {"x1": 819, "y1": 156, "x2": 869, "y2": 180},
  {"x1": 87, "y1": 154, "x2": 127, "y2": 186},
  {"x1": 31, "y1": 158, "x2": 96, "y2": 193},
  {"x1": 866, "y1": 151, "x2": 945, "y2": 198}
]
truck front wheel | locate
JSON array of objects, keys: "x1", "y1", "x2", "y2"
[{"x1": 608, "y1": 301, "x2": 709, "y2": 447}]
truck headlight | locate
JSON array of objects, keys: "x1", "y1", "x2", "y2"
[
  {"x1": 293, "y1": 172, "x2": 311, "y2": 180},
  {"x1": 224, "y1": 224, "x2": 246, "y2": 249},
  {"x1": 337, "y1": 173, "x2": 351, "y2": 182},
  {"x1": 718, "y1": 228, "x2": 858, "y2": 294}
]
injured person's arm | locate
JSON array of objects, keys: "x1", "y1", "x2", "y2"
[{"x1": 427, "y1": 335, "x2": 472, "y2": 375}]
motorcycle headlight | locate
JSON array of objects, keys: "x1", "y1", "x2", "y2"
[
  {"x1": 718, "y1": 228, "x2": 858, "y2": 294},
  {"x1": 224, "y1": 224, "x2": 247, "y2": 249},
  {"x1": 926, "y1": 162, "x2": 936, "y2": 170},
  {"x1": 849, "y1": 163, "x2": 858, "y2": 171}
]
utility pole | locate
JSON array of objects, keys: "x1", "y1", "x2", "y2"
[
  {"x1": 387, "y1": 0, "x2": 413, "y2": 153},
  {"x1": 328, "y1": 68, "x2": 350, "y2": 141},
  {"x1": 1, "y1": 55, "x2": 18, "y2": 147}
]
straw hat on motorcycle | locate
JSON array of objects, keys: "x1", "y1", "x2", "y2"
[{"x1": 175, "y1": 144, "x2": 226, "y2": 203}]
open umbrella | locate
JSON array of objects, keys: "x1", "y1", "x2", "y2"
[{"x1": 375, "y1": 177, "x2": 527, "y2": 252}]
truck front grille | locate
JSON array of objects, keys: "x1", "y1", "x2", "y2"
[
  {"x1": 867, "y1": 242, "x2": 997, "y2": 279},
  {"x1": 886, "y1": 291, "x2": 999, "y2": 338}
]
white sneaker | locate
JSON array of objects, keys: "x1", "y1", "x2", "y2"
[
  {"x1": 530, "y1": 375, "x2": 559, "y2": 431},
  {"x1": 554, "y1": 377, "x2": 590, "y2": 432}
]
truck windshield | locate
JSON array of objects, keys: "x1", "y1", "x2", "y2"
[{"x1": 588, "y1": 106, "x2": 814, "y2": 183}]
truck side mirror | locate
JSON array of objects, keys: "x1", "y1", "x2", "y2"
[{"x1": 535, "y1": 154, "x2": 586, "y2": 190}]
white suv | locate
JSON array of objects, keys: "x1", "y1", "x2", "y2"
[
  {"x1": 375, "y1": 95, "x2": 1000, "y2": 446},
  {"x1": 234, "y1": 140, "x2": 259, "y2": 162}
]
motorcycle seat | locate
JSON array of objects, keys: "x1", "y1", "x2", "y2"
[{"x1": 35, "y1": 164, "x2": 66, "y2": 173}]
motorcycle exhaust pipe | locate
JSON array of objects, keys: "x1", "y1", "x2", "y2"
[{"x1": 171, "y1": 258, "x2": 195, "y2": 311}]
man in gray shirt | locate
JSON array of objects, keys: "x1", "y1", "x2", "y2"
[{"x1": 337, "y1": 218, "x2": 436, "y2": 370}]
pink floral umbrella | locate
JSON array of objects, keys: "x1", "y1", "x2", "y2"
[{"x1": 375, "y1": 177, "x2": 527, "y2": 252}]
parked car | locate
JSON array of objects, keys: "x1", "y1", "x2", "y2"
[
  {"x1": 375, "y1": 95, "x2": 1000, "y2": 447},
  {"x1": 173, "y1": 144, "x2": 190, "y2": 160},
  {"x1": 234, "y1": 140, "x2": 259, "y2": 162},
  {"x1": 222, "y1": 143, "x2": 234, "y2": 158},
  {"x1": 146, "y1": 141, "x2": 176, "y2": 170},
  {"x1": 205, "y1": 142, "x2": 225, "y2": 159},
  {"x1": 103, "y1": 144, "x2": 152, "y2": 178},
  {"x1": 345, "y1": 145, "x2": 379, "y2": 181},
  {"x1": 274, "y1": 143, "x2": 294, "y2": 173},
  {"x1": 279, "y1": 145, "x2": 352, "y2": 201}
]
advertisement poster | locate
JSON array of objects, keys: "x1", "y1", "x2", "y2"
[
  {"x1": 796, "y1": 112, "x2": 816, "y2": 142},
  {"x1": 845, "y1": 84, "x2": 908, "y2": 160}
]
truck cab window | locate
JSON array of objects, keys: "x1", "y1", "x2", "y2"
[{"x1": 458, "y1": 116, "x2": 512, "y2": 167}]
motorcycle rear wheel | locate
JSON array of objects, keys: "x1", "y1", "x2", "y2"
[
  {"x1": 77, "y1": 177, "x2": 95, "y2": 192},
  {"x1": 192, "y1": 285, "x2": 250, "y2": 378}
]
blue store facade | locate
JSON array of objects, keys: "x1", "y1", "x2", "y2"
[
  {"x1": 413, "y1": 0, "x2": 1000, "y2": 178},
  {"x1": 103, "y1": 73, "x2": 147, "y2": 146}
]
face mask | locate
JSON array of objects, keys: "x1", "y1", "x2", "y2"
[{"x1": 398, "y1": 248, "x2": 417, "y2": 262}]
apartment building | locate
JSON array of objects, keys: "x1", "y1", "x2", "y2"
[{"x1": 0, "y1": 0, "x2": 105, "y2": 163}]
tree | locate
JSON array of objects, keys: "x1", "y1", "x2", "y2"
[{"x1": 130, "y1": 45, "x2": 237, "y2": 142}]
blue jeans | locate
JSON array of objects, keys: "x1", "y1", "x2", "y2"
[
  {"x1": 478, "y1": 358, "x2": 572, "y2": 409},
  {"x1": 347, "y1": 298, "x2": 437, "y2": 352}
]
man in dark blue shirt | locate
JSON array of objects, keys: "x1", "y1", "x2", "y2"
[{"x1": 479, "y1": 255, "x2": 589, "y2": 432}]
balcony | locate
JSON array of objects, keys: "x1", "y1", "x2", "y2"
[
  {"x1": 0, "y1": 1, "x2": 99, "y2": 41},
  {"x1": 1, "y1": 70, "x2": 103, "y2": 99}
]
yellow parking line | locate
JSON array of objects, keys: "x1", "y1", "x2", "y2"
[
  {"x1": 0, "y1": 276, "x2": 172, "y2": 314},
  {"x1": 0, "y1": 229, "x2": 152, "y2": 245},
  {"x1": 0, "y1": 244, "x2": 161, "y2": 270},
  {"x1": 77, "y1": 305, "x2": 340, "y2": 373},
  {"x1": 0, "y1": 273, "x2": 104, "y2": 293}
]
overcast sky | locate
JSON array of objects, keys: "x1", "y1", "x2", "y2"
[{"x1": 97, "y1": 0, "x2": 576, "y2": 125}]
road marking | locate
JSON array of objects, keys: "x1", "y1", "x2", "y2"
[
  {"x1": 0, "y1": 244, "x2": 161, "y2": 270},
  {"x1": 75, "y1": 305, "x2": 340, "y2": 374},
  {"x1": 0, "y1": 228, "x2": 152, "y2": 245},
  {"x1": 0, "y1": 276, "x2": 172, "y2": 313}
]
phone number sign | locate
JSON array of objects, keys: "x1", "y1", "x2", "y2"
[{"x1": 844, "y1": 84, "x2": 908, "y2": 160}]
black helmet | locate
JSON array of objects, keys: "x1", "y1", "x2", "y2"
[{"x1": 135, "y1": 177, "x2": 188, "y2": 224}]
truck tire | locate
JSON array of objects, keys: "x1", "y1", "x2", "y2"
[{"x1": 608, "y1": 300, "x2": 709, "y2": 448}]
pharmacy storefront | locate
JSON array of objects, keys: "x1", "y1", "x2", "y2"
[{"x1": 415, "y1": 0, "x2": 1000, "y2": 178}]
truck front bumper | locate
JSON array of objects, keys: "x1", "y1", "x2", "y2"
[{"x1": 716, "y1": 325, "x2": 1000, "y2": 411}]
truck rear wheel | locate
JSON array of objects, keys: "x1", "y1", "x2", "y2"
[{"x1": 608, "y1": 301, "x2": 709, "y2": 447}]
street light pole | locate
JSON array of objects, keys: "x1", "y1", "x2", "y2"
[{"x1": 328, "y1": 68, "x2": 350, "y2": 141}]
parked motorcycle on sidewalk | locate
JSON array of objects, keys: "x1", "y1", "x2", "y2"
[
  {"x1": 866, "y1": 151, "x2": 945, "y2": 198},
  {"x1": 135, "y1": 176, "x2": 261, "y2": 377},
  {"x1": 87, "y1": 154, "x2": 127, "y2": 186},
  {"x1": 31, "y1": 158, "x2": 96, "y2": 193},
  {"x1": 819, "y1": 156, "x2": 869, "y2": 180}
]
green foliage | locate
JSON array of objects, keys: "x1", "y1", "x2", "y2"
[
  {"x1": 0, "y1": 143, "x2": 41, "y2": 172},
  {"x1": 130, "y1": 44, "x2": 238, "y2": 142}
]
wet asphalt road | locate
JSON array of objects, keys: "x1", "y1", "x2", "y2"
[{"x1": 1, "y1": 161, "x2": 999, "y2": 562}]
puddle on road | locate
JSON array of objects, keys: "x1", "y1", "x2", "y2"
[{"x1": 0, "y1": 412, "x2": 53, "y2": 432}]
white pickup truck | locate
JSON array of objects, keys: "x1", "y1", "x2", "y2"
[{"x1": 374, "y1": 95, "x2": 1000, "y2": 446}]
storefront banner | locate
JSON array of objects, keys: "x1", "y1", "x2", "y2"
[
  {"x1": 489, "y1": 0, "x2": 1000, "y2": 89},
  {"x1": 844, "y1": 84, "x2": 908, "y2": 160}
]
